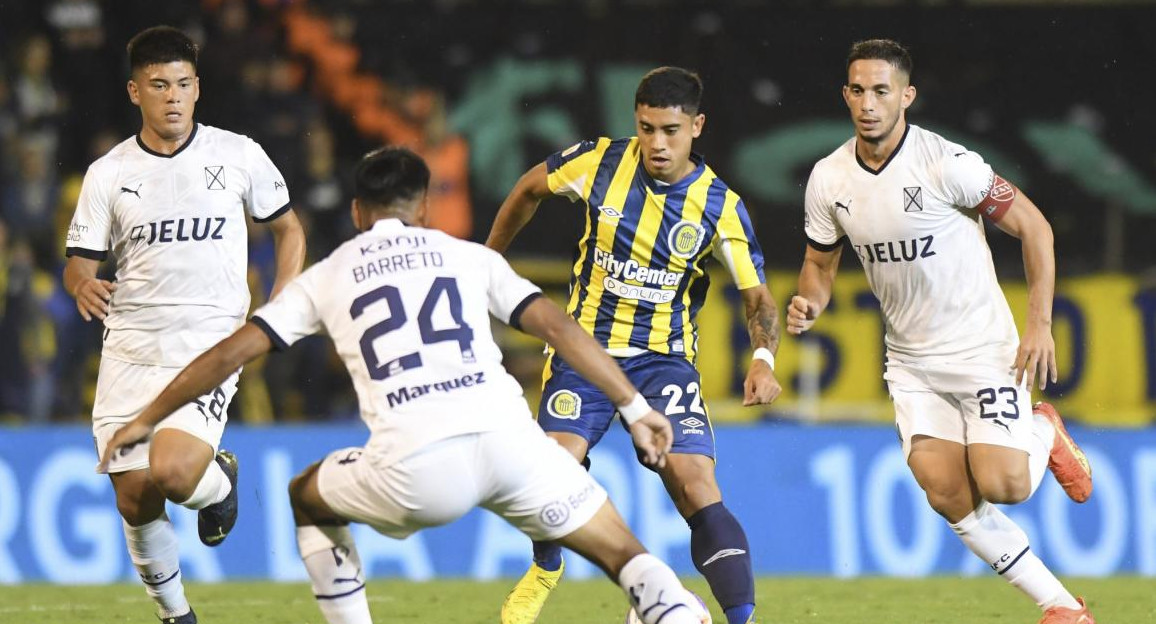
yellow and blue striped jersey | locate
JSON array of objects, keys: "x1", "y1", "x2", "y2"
[{"x1": 546, "y1": 136, "x2": 765, "y2": 363}]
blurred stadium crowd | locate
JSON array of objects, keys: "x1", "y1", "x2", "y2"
[{"x1": 2, "y1": 0, "x2": 1154, "y2": 425}]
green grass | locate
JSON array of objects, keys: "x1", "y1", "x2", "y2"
[{"x1": 0, "y1": 577, "x2": 1149, "y2": 623}]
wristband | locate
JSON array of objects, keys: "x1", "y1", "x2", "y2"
[
  {"x1": 618, "y1": 392, "x2": 651, "y2": 425},
  {"x1": 752, "y1": 347, "x2": 776, "y2": 371}
]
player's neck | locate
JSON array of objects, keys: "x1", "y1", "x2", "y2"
[
  {"x1": 855, "y1": 120, "x2": 907, "y2": 170},
  {"x1": 138, "y1": 123, "x2": 195, "y2": 156}
]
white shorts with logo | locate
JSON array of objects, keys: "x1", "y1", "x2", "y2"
[
  {"x1": 92, "y1": 356, "x2": 239, "y2": 473},
  {"x1": 317, "y1": 422, "x2": 608, "y2": 541},
  {"x1": 885, "y1": 357, "x2": 1033, "y2": 458}
]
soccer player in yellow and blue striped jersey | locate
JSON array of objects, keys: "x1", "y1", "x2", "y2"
[{"x1": 487, "y1": 67, "x2": 782, "y2": 624}]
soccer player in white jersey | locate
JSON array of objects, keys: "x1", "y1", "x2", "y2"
[
  {"x1": 62, "y1": 26, "x2": 306, "y2": 624},
  {"x1": 787, "y1": 39, "x2": 1095, "y2": 624},
  {"x1": 98, "y1": 147, "x2": 711, "y2": 624}
]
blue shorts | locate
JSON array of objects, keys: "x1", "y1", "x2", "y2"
[{"x1": 537, "y1": 351, "x2": 715, "y2": 459}]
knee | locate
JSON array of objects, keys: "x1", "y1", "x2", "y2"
[
  {"x1": 920, "y1": 479, "x2": 974, "y2": 522},
  {"x1": 672, "y1": 477, "x2": 720, "y2": 517},
  {"x1": 975, "y1": 472, "x2": 1031, "y2": 505},
  {"x1": 149, "y1": 461, "x2": 198, "y2": 503},
  {"x1": 115, "y1": 486, "x2": 163, "y2": 525},
  {"x1": 287, "y1": 472, "x2": 308, "y2": 510}
]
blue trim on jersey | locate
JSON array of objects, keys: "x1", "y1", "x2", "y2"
[
  {"x1": 571, "y1": 139, "x2": 630, "y2": 322},
  {"x1": 65, "y1": 246, "x2": 108, "y2": 261},
  {"x1": 253, "y1": 201, "x2": 292, "y2": 224},
  {"x1": 136, "y1": 122, "x2": 199, "y2": 159},
  {"x1": 546, "y1": 140, "x2": 597, "y2": 173},
  {"x1": 508, "y1": 292, "x2": 543, "y2": 331},
  {"x1": 250, "y1": 315, "x2": 290, "y2": 351}
]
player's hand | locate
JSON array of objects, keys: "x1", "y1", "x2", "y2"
[
  {"x1": 1015, "y1": 319, "x2": 1058, "y2": 391},
  {"x1": 628, "y1": 411, "x2": 673, "y2": 469},
  {"x1": 96, "y1": 419, "x2": 154, "y2": 473},
  {"x1": 743, "y1": 361, "x2": 782, "y2": 406},
  {"x1": 786, "y1": 295, "x2": 820, "y2": 335},
  {"x1": 73, "y1": 277, "x2": 117, "y2": 321}
]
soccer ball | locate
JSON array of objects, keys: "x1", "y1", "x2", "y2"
[{"x1": 624, "y1": 590, "x2": 712, "y2": 624}]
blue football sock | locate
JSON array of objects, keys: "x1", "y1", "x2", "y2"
[
  {"x1": 688, "y1": 502, "x2": 755, "y2": 624},
  {"x1": 532, "y1": 540, "x2": 563, "y2": 572}
]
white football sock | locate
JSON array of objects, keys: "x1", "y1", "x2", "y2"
[
  {"x1": 950, "y1": 501, "x2": 1079, "y2": 610},
  {"x1": 618, "y1": 553, "x2": 703, "y2": 624},
  {"x1": 1028, "y1": 412, "x2": 1055, "y2": 496},
  {"x1": 298, "y1": 525, "x2": 371, "y2": 624},
  {"x1": 179, "y1": 458, "x2": 231, "y2": 510},
  {"x1": 123, "y1": 515, "x2": 190, "y2": 619}
]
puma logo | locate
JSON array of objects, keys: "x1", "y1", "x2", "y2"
[{"x1": 120, "y1": 184, "x2": 142, "y2": 198}]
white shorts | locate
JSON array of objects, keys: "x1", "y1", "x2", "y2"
[
  {"x1": 885, "y1": 358, "x2": 1033, "y2": 458},
  {"x1": 92, "y1": 357, "x2": 239, "y2": 473},
  {"x1": 317, "y1": 422, "x2": 607, "y2": 541}
]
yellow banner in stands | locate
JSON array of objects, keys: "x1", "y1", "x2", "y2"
[{"x1": 506, "y1": 263, "x2": 1156, "y2": 426}]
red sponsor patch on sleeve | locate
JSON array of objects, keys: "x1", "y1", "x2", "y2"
[{"x1": 976, "y1": 174, "x2": 1016, "y2": 222}]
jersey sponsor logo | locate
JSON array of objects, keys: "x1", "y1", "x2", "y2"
[
  {"x1": 129, "y1": 217, "x2": 226, "y2": 246},
  {"x1": 903, "y1": 186, "x2": 923, "y2": 212},
  {"x1": 668, "y1": 220, "x2": 705, "y2": 259},
  {"x1": 66, "y1": 223, "x2": 89, "y2": 243},
  {"x1": 358, "y1": 234, "x2": 430, "y2": 256},
  {"x1": 204, "y1": 165, "x2": 226, "y2": 190},
  {"x1": 384, "y1": 372, "x2": 486, "y2": 408},
  {"x1": 679, "y1": 416, "x2": 705, "y2": 435},
  {"x1": 546, "y1": 389, "x2": 582, "y2": 420},
  {"x1": 852, "y1": 235, "x2": 936, "y2": 264},
  {"x1": 120, "y1": 183, "x2": 142, "y2": 198},
  {"x1": 274, "y1": 180, "x2": 286, "y2": 191},
  {"x1": 592, "y1": 248, "x2": 680, "y2": 287}
]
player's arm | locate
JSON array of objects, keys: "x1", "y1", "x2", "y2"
[
  {"x1": 739, "y1": 285, "x2": 783, "y2": 406},
  {"x1": 516, "y1": 296, "x2": 672, "y2": 467},
  {"x1": 64, "y1": 255, "x2": 116, "y2": 322},
  {"x1": 787, "y1": 244, "x2": 842, "y2": 335},
  {"x1": 985, "y1": 186, "x2": 1057, "y2": 391},
  {"x1": 484, "y1": 162, "x2": 550, "y2": 253},
  {"x1": 96, "y1": 323, "x2": 274, "y2": 472},
  {"x1": 265, "y1": 209, "x2": 307, "y2": 299}
]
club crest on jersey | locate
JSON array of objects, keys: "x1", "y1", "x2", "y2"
[
  {"x1": 547, "y1": 390, "x2": 582, "y2": 420},
  {"x1": 204, "y1": 165, "x2": 225, "y2": 190},
  {"x1": 668, "y1": 220, "x2": 705, "y2": 259},
  {"x1": 903, "y1": 186, "x2": 923, "y2": 212}
]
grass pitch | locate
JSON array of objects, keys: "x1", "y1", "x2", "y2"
[{"x1": 0, "y1": 577, "x2": 1148, "y2": 623}]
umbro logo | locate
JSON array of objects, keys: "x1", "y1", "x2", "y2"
[
  {"x1": 597, "y1": 205, "x2": 622, "y2": 219},
  {"x1": 835, "y1": 200, "x2": 852, "y2": 215},
  {"x1": 120, "y1": 184, "x2": 142, "y2": 198}
]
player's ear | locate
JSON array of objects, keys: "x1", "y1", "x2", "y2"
[
  {"x1": 416, "y1": 193, "x2": 430, "y2": 227},
  {"x1": 691, "y1": 113, "x2": 704, "y2": 139},
  {"x1": 901, "y1": 84, "x2": 916, "y2": 110},
  {"x1": 350, "y1": 199, "x2": 364, "y2": 231},
  {"x1": 127, "y1": 80, "x2": 140, "y2": 106}
]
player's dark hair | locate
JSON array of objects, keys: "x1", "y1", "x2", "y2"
[
  {"x1": 847, "y1": 39, "x2": 913, "y2": 79},
  {"x1": 635, "y1": 67, "x2": 703, "y2": 115},
  {"x1": 127, "y1": 26, "x2": 198, "y2": 74},
  {"x1": 354, "y1": 147, "x2": 430, "y2": 213}
]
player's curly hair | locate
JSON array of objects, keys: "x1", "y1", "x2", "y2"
[
  {"x1": 355, "y1": 147, "x2": 431, "y2": 212},
  {"x1": 847, "y1": 39, "x2": 913, "y2": 78},
  {"x1": 635, "y1": 67, "x2": 703, "y2": 115},
  {"x1": 127, "y1": 26, "x2": 198, "y2": 74}
]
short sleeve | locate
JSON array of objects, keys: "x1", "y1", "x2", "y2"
[
  {"x1": 250, "y1": 268, "x2": 323, "y2": 350},
  {"x1": 803, "y1": 165, "x2": 844, "y2": 250},
  {"x1": 939, "y1": 148, "x2": 995, "y2": 210},
  {"x1": 484, "y1": 249, "x2": 543, "y2": 327},
  {"x1": 243, "y1": 138, "x2": 292, "y2": 223},
  {"x1": 545, "y1": 138, "x2": 606, "y2": 202},
  {"x1": 65, "y1": 165, "x2": 113, "y2": 260},
  {"x1": 712, "y1": 194, "x2": 765, "y2": 289}
]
